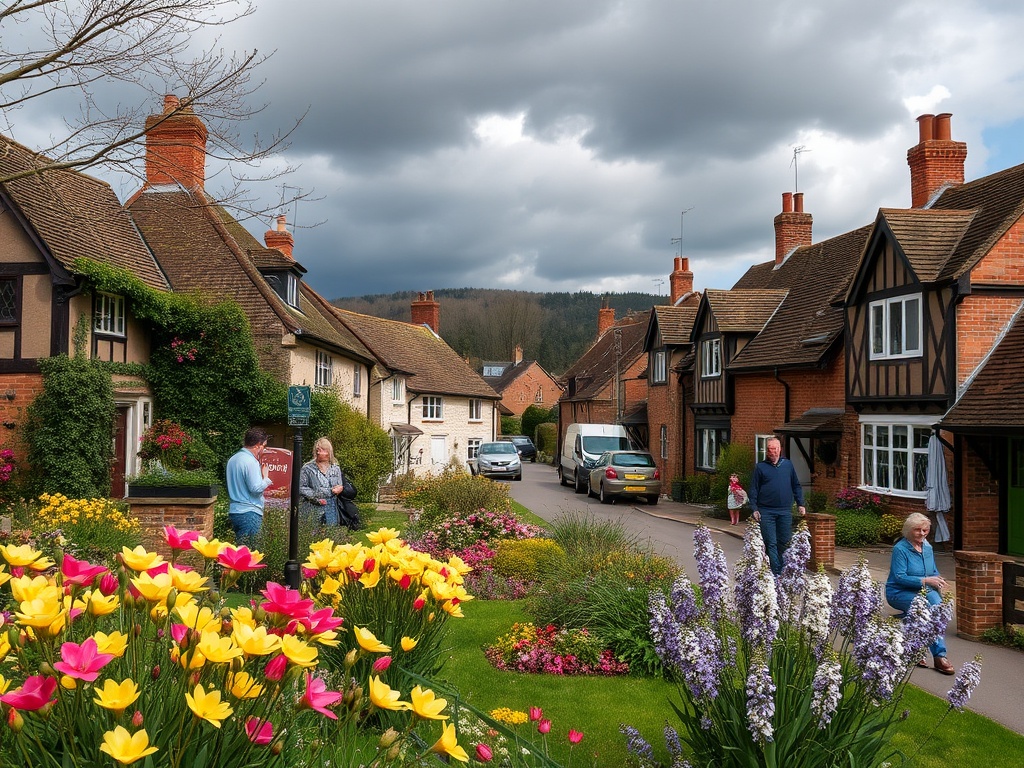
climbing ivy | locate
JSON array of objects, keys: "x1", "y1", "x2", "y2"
[{"x1": 73, "y1": 258, "x2": 285, "y2": 472}]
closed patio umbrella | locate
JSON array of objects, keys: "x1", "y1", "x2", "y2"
[{"x1": 925, "y1": 433, "x2": 951, "y2": 543}]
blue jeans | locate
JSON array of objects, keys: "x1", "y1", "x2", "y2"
[
  {"x1": 229, "y1": 510, "x2": 263, "y2": 547},
  {"x1": 758, "y1": 507, "x2": 792, "y2": 576},
  {"x1": 886, "y1": 587, "x2": 947, "y2": 659}
]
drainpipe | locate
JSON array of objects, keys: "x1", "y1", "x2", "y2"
[{"x1": 774, "y1": 367, "x2": 790, "y2": 422}]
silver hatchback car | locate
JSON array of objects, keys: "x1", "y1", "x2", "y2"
[
  {"x1": 472, "y1": 441, "x2": 522, "y2": 481},
  {"x1": 587, "y1": 450, "x2": 661, "y2": 504}
]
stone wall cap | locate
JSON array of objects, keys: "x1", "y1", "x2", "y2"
[{"x1": 953, "y1": 550, "x2": 1009, "y2": 563}]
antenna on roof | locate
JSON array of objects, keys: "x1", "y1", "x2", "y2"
[
  {"x1": 278, "y1": 184, "x2": 303, "y2": 229},
  {"x1": 652, "y1": 278, "x2": 665, "y2": 296},
  {"x1": 791, "y1": 146, "x2": 811, "y2": 193},
  {"x1": 670, "y1": 207, "x2": 695, "y2": 257}
]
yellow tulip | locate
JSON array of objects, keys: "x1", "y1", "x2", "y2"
[
  {"x1": 280, "y1": 634, "x2": 318, "y2": 667},
  {"x1": 185, "y1": 685, "x2": 233, "y2": 727},
  {"x1": 401, "y1": 636, "x2": 418, "y2": 652},
  {"x1": 93, "y1": 679, "x2": 141, "y2": 713},
  {"x1": 358, "y1": 567, "x2": 381, "y2": 589},
  {"x1": 130, "y1": 572, "x2": 173, "y2": 604},
  {"x1": 87, "y1": 591, "x2": 120, "y2": 617},
  {"x1": 0, "y1": 543, "x2": 44, "y2": 567},
  {"x1": 191, "y1": 537, "x2": 225, "y2": 559},
  {"x1": 0, "y1": 634, "x2": 10, "y2": 662},
  {"x1": 0, "y1": 566, "x2": 9, "y2": 588},
  {"x1": 368, "y1": 675, "x2": 410, "y2": 711},
  {"x1": 10, "y1": 575, "x2": 57, "y2": 603},
  {"x1": 365, "y1": 527, "x2": 401, "y2": 544},
  {"x1": 227, "y1": 671, "x2": 264, "y2": 700},
  {"x1": 93, "y1": 631, "x2": 129, "y2": 657},
  {"x1": 232, "y1": 624, "x2": 281, "y2": 657},
  {"x1": 99, "y1": 726, "x2": 158, "y2": 765},
  {"x1": 15, "y1": 596, "x2": 65, "y2": 629},
  {"x1": 168, "y1": 567, "x2": 209, "y2": 593},
  {"x1": 0, "y1": 673, "x2": 9, "y2": 694},
  {"x1": 442, "y1": 600, "x2": 464, "y2": 618},
  {"x1": 120, "y1": 546, "x2": 165, "y2": 572},
  {"x1": 354, "y1": 626, "x2": 391, "y2": 653},
  {"x1": 429, "y1": 722, "x2": 469, "y2": 762},
  {"x1": 175, "y1": 603, "x2": 221, "y2": 634},
  {"x1": 410, "y1": 685, "x2": 448, "y2": 720},
  {"x1": 229, "y1": 606, "x2": 257, "y2": 629},
  {"x1": 318, "y1": 576, "x2": 341, "y2": 596},
  {"x1": 196, "y1": 631, "x2": 242, "y2": 664}
]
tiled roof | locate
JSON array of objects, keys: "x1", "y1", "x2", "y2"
[
  {"x1": 559, "y1": 317, "x2": 647, "y2": 401},
  {"x1": 332, "y1": 309, "x2": 499, "y2": 399},
  {"x1": 730, "y1": 226, "x2": 871, "y2": 370},
  {"x1": 704, "y1": 289, "x2": 789, "y2": 333},
  {"x1": 484, "y1": 359, "x2": 556, "y2": 394},
  {"x1": 0, "y1": 136, "x2": 168, "y2": 290},
  {"x1": 878, "y1": 209, "x2": 975, "y2": 283},
  {"x1": 127, "y1": 190, "x2": 372, "y2": 360},
  {"x1": 651, "y1": 303, "x2": 699, "y2": 345},
  {"x1": 940, "y1": 308, "x2": 1024, "y2": 430}
]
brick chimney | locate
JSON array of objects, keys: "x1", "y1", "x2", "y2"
[
  {"x1": 773, "y1": 191, "x2": 813, "y2": 265},
  {"x1": 411, "y1": 291, "x2": 440, "y2": 333},
  {"x1": 598, "y1": 297, "x2": 615, "y2": 337},
  {"x1": 264, "y1": 215, "x2": 294, "y2": 258},
  {"x1": 669, "y1": 256, "x2": 694, "y2": 304},
  {"x1": 144, "y1": 94, "x2": 208, "y2": 191},
  {"x1": 513, "y1": 344, "x2": 523, "y2": 364},
  {"x1": 907, "y1": 113, "x2": 967, "y2": 208}
]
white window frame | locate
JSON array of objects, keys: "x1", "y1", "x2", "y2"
[
  {"x1": 697, "y1": 428, "x2": 720, "y2": 470},
  {"x1": 652, "y1": 349, "x2": 667, "y2": 384},
  {"x1": 859, "y1": 415, "x2": 932, "y2": 497},
  {"x1": 869, "y1": 294, "x2": 922, "y2": 360},
  {"x1": 755, "y1": 434, "x2": 773, "y2": 463},
  {"x1": 353, "y1": 364, "x2": 362, "y2": 397},
  {"x1": 314, "y1": 350, "x2": 333, "y2": 388},
  {"x1": 468, "y1": 399, "x2": 482, "y2": 422},
  {"x1": 467, "y1": 438, "x2": 482, "y2": 460},
  {"x1": 285, "y1": 274, "x2": 299, "y2": 308},
  {"x1": 391, "y1": 377, "x2": 405, "y2": 403},
  {"x1": 535, "y1": 386, "x2": 544, "y2": 403},
  {"x1": 701, "y1": 338, "x2": 721, "y2": 377},
  {"x1": 422, "y1": 396, "x2": 443, "y2": 421},
  {"x1": 660, "y1": 425, "x2": 668, "y2": 460},
  {"x1": 94, "y1": 292, "x2": 126, "y2": 337}
]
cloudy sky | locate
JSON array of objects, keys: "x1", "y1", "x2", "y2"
[{"x1": 13, "y1": 0, "x2": 1024, "y2": 301}]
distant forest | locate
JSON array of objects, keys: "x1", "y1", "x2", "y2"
[{"x1": 331, "y1": 289, "x2": 664, "y2": 376}]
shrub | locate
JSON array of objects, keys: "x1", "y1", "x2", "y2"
[
  {"x1": 492, "y1": 537, "x2": 564, "y2": 582},
  {"x1": 483, "y1": 622, "x2": 629, "y2": 676},
  {"x1": 32, "y1": 492, "x2": 142, "y2": 565},
  {"x1": 401, "y1": 467, "x2": 512, "y2": 525},
  {"x1": 535, "y1": 421, "x2": 558, "y2": 460},
  {"x1": 981, "y1": 623, "x2": 1024, "y2": 651},
  {"x1": 520, "y1": 404, "x2": 554, "y2": 441},
  {"x1": 806, "y1": 490, "x2": 828, "y2": 514},
  {"x1": 879, "y1": 513, "x2": 904, "y2": 542},
  {"x1": 547, "y1": 509, "x2": 636, "y2": 560},
  {"x1": 833, "y1": 508, "x2": 882, "y2": 547},
  {"x1": 407, "y1": 508, "x2": 544, "y2": 560},
  {"x1": 682, "y1": 473, "x2": 712, "y2": 504},
  {"x1": 833, "y1": 486, "x2": 886, "y2": 515},
  {"x1": 500, "y1": 415, "x2": 522, "y2": 435},
  {"x1": 324, "y1": 398, "x2": 393, "y2": 502},
  {"x1": 137, "y1": 418, "x2": 217, "y2": 472}
]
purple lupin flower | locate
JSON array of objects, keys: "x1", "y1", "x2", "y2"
[
  {"x1": 810, "y1": 654, "x2": 843, "y2": 728},
  {"x1": 670, "y1": 573, "x2": 700, "y2": 625},
  {"x1": 801, "y1": 571, "x2": 834, "y2": 657},
  {"x1": 677, "y1": 621, "x2": 722, "y2": 704},
  {"x1": 649, "y1": 591, "x2": 684, "y2": 671},
  {"x1": 852, "y1": 617, "x2": 905, "y2": 702},
  {"x1": 947, "y1": 655, "x2": 982, "y2": 711},
  {"x1": 929, "y1": 594, "x2": 954, "y2": 642},
  {"x1": 830, "y1": 558, "x2": 881, "y2": 641},
  {"x1": 745, "y1": 652, "x2": 776, "y2": 744},
  {"x1": 900, "y1": 593, "x2": 935, "y2": 665},
  {"x1": 620, "y1": 724, "x2": 656, "y2": 765},
  {"x1": 777, "y1": 526, "x2": 811, "y2": 622},
  {"x1": 664, "y1": 723, "x2": 684, "y2": 762},
  {"x1": 694, "y1": 525, "x2": 731, "y2": 623},
  {"x1": 735, "y1": 525, "x2": 779, "y2": 649}
]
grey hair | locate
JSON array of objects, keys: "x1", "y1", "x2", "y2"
[
  {"x1": 902, "y1": 512, "x2": 931, "y2": 540},
  {"x1": 312, "y1": 436, "x2": 336, "y2": 466}
]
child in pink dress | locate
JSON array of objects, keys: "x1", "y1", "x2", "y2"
[{"x1": 727, "y1": 474, "x2": 748, "y2": 526}]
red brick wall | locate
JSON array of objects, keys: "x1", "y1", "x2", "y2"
[
  {"x1": 501, "y1": 364, "x2": 563, "y2": 417},
  {"x1": 955, "y1": 551, "x2": 1004, "y2": 639},
  {"x1": 959, "y1": 438, "x2": 999, "y2": 552},
  {"x1": 0, "y1": 373, "x2": 44, "y2": 470},
  {"x1": 955, "y1": 295, "x2": 1021, "y2": 387}
]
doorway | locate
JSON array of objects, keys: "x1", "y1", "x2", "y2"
[{"x1": 1008, "y1": 438, "x2": 1024, "y2": 557}]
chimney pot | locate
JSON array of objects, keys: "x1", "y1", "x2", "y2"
[
  {"x1": 264, "y1": 214, "x2": 294, "y2": 258},
  {"x1": 793, "y1": 192, "x2": 804, "y2": 213},
  {"x1": 934, "y1": 113, "x2": 952, "y2": 141},
  {"x1": 773, "y1": 192, "x2": 812, "y2": 264},
  {"x1": 163, "y1": 94, "x2": 180, "y2": 113},
  {"x1": 781, "y1": 191, "x2": 794, "y2": 213},
  {"x1": 917, "y1": 113, "x2": 935, "y2": 142},
  {"x1": 908, "y1": 112, "x2": 966, "y2": 207},
  {"x1": 276, "y1": 215, "x2": 287, "y2": 232},
  {"x1": 669, "y1": 254, "x2": 694, "y2": 304}
]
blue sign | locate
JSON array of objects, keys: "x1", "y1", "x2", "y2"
[{"x1": 287, "y1": 385, "x2": 311, "y2": 426}]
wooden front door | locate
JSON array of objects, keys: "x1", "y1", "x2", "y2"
[
  {"x1": 1008, "y1": 438, "x2": 1024, "y2": 557},
  {"x1": 111, "y1": 407, "x2": 129, "y2": 499}
]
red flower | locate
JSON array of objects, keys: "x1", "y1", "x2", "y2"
[
  {"x1": 298, "y1": 672, "x2": 343, "y2": 719},
  {"x1": 1, "y1": 676, "x2": 58, "y2": 711},
  {"x1": 264, "y1": 654, "x2": 288, "y2": 682},
  {"x1": 163, "y1": 525, "x2": 201, "y2": 551},
  {"x1": 372, "y1": 656, "x2": 393, "y2": 674},
  {"x1": 60, "y1": 554, "x2": 109, "y2": 587},
  {"x1": 537, "y1": 719, "x2": 552, "y2": 734},
  {"x1": 528, "y1": 706, "x2": 543, "y2": 721},
  {"x1": 218, "y1": 545, "x2": 266, "y2": 572},
  {"x1": 245, "y1": 717, "x2": 274, "y2": 746},
  {"x1": 475, "y1": 743, "x2": 493, "y2": 762},
  {"x1": 568, "y1": 729, "x2": 584, "y2": 744}
]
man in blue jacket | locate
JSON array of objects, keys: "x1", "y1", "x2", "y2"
[
  {"x1": 226, "y1": 427, "x2": 273, "y2": 546},
  {"x1": 749, "y1": 436, "x2": 805, "y2": 575}
]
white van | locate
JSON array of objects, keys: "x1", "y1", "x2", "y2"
[{"x1": 559, "y1": 423, "x2": 632, "y2": 494}]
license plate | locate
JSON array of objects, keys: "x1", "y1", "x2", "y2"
[
  {"x1": 624, "y1": 485, "x2": 647, "y2": 492},
  {"x1": 624, "y1": 474, "x2": 645, "y2": 480}
]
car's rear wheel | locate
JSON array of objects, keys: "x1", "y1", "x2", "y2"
[
  {"x1": 647, "y1": 494, "x2": 659, "y2": 505},
  {"x1": 574, "y1": 471, "x2": 586, "y2": 494},
  {"x1": 600, "y1": 484, "x2": 613, "y2": 504}
]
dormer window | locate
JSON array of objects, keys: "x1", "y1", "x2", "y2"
[
  {"x1": 263, "y1": 271, "x2": 301, "y2": 309},
  {"x1": 483, "y1": 365, "x2": 505, "y2": 377},
  {"x1": 870, "y1": 294, "x2": 921, "y2": 360},
  {"x1": 701, "y1": 338, "x2": 721, "y2": 378}
]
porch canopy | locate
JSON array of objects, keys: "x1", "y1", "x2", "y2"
[{"x1": 773, "y1": 408, "x2": 844, "y2": 436}]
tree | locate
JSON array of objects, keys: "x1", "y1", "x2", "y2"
[{"x1": 0, "y1": 0, "x2": 302, "y2": 211}]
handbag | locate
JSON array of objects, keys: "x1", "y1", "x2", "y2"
[{"x1": 335, "y1": 471, "x2": 361, "y2": 529}]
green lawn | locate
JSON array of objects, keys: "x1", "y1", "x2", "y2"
[{"x1": 440, "y1": 599, "x2": 1024, "y2": 768}]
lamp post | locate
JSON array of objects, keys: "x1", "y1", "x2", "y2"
[{"x1": 284, "y1": 386, "x2": 311, "y2": 589}]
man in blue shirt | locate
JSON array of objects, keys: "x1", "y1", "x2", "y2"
[
  {"x1": 225, "y1": 427, "x2": 273, "y2": 546},
  {"x1": 749, "y1": 436, "x2": 805, "y2": 575}
]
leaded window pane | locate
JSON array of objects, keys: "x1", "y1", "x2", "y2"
[{"x1": 0, "y1": 280, "x2": 15, "y2": 322}]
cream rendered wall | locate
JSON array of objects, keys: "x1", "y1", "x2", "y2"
[
  {"x1": 406, "y1": 394, "x2": 495, "y2": 474},
  {"x1": 289, "y1": 344, "x2": 367, "y2": 409}
]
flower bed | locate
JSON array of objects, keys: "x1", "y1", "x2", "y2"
[{"x1": 484, "y1": 622, "x2": 629, "y2": 676}]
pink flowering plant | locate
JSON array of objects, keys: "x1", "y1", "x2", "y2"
[
  {"x1": 622, "y1": 523, "x2": 982, "y2": 768},
  {"x1": 484, "y1": 622, "x2": 629, "y2": 676},
  {"x1": 832, "y1": 486, "x2": 886, "y2": 515}
]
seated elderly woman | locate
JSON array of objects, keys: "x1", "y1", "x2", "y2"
[{"x1": 885, "y1": 511, "x2": 954, "y2": 675}]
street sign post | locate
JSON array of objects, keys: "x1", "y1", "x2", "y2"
[{"x1": 284, "y1": 386, "x2": 310, "y2": 588}]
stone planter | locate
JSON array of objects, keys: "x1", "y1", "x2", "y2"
[
  {"x1": 125, "y1": 491, "x2": 217, "y2": 557},
  {"x1": 126, "y1": 484, "x2": 218, "y2": 499}
]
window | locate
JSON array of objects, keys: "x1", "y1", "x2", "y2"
[
  {"x1": 94, "y1": 292, "x2": 126, "y2": 337},
  {"x1": 660, "y1": 425, "x2": 668, "y2": 460},
  {"x1": 535, "y1": 387, "x2": 544, "y2": 403},
  {"x1": 422, "y1": 396, "x2": 443, "y2": 421},
  {"x1": 483, "y1": 365, "x2": 505, "y2": 377},
  {"x1": 870, "y1": 294, "x2": 921, "y2": 360},
  {"x1": 314, "y1": 350, "x2": 333, "y2": 388},
  {"x1": 861, "y1": 420, "x2": 931, "y2": 496},
  {"x1": 0, "y1": 278, "x2": 17, "y2": 324},
  {"x1": 697, "y1": 428, "x2": 727, "y2": 470},
  {"x1": 755, "y1": 434, "x2": 773, "y2": 462},
  {"x1": 652, "y1": 350, "x2": 667, "y2": 383},
  {"x1": 467, "y1": 438, "x2": 482, "y2": 460},
  {"x1": 468, "y1": 399, "x2": 482, "y2": 421},
  {"x1": 701, "y1": 338, "x2": 721, "y2": 377},
  {"x1": 285, "y1": 274, "x2": 299, "y2": 308},
  {"x1": 391, "y1": 377, "x2": 405, "y2": 403},
  {"x1": 353, "y1": 364, "x2": 362, "y2": 396}
]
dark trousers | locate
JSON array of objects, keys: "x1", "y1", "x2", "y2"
[{"x1": 759, "y1": 508, "x2": 792, "y2": 575}]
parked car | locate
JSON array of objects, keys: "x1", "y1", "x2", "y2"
[
  {"x1": 559, "y1": 423, "x2": 632, "y2": 493},
  {"x1": 471, "y1": 441, "x2": 522, "y2": 481},
  {"x1": 587, "y1": 450, "x2": 660, "y2": 504},
  {"x1": 498, "y1": 435, "x2": 537, "y2": 462}
]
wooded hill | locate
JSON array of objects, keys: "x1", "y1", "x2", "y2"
[{"x1": 332, "y1": 289, "x2": 663, "y2": 376}]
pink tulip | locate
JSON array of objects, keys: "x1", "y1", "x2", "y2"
[
  {"x1": 145, "y1": 562, "x2": 169, "y2": 576},
  {"x1": 260, "y1": 582, "x2": 313, "y2": 620},
  {"x1": 537, "y1": 719, "x2": 551, "y2": 735},
  {"x1": 132, "y1": 710, "x2": 144, "y2": 727},
  {"x1": 475, "y1": 743, "x2": 493, "y2": 762},
  {"x1": 372, "y1": 656, "x2": 392, "y2": 674},
  {"x1": 413, "y1": 596, "x2": 426, "y2": 611},
  {"x1": 299, "y1": 672, "x2": 343, "y2": 719},
  {"x1": 1, "y1": 676, "x2": 58, "y2": 711},
  {"x1": 60, "y1": 554, "x2": 109, "y2": 587},
  {"x1": 170, "y1": 624, "x2": 189, "y2": 645},
  {"x1": 398, "y1": 573, "x2": 412, "y2": 590},
  {"x1": 301, "y1": 566, "x2": 318, "y2": 579},
  {"x1": 163, "y1": 525, "x2": 201, "y2": 551},
  {"x1": 218, "y1": 545, "x2": 266, "y2": 572},
  {"x1": 299, "y1": 607, "x2": 344, "y2": 636},
  {"x1": 568, "y1": 729, "x2": 584, "y2": 744},
  {"x1": 528, "y1": 706, "x2": 543, "y2": 722},
  {"x1": 245, "y1": 717, "x2": 275, "y2": 746},
  {"x1": 53, "y1": 637, "x2": 114, "y2": 682},
  {"x1": 98, "y1": 573, "x2": 120, "y2": 596},
  {"x1": 264, "y1": 654, "x2": 288, "y2": 682}
]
